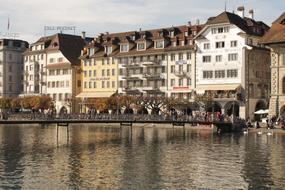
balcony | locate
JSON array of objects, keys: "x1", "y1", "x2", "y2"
[
  {"x1": 122, "y1": 75, "x2": 143, "y2": 81},
  {"x1": 142, "y1": 60, "x2": 166, "y2": 67},
  {"x1": 174, "y1": 70, "x2": 191, "y2": 78},
  {"x1": 143, "y1": 72, "x2": 166, "y2": 80},
  {"x1": 122, "y1": 62, "x2": 143, "y2": 68}
]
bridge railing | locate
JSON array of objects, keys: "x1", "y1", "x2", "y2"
[{"x1": 4, "y1": 113, "x2": 235, "y2": 123}]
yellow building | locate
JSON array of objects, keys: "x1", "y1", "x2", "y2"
[{"x1": 77, "y1": 35, "x2": 118, "y2": 113}]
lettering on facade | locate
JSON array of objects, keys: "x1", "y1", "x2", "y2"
[
  {"x1": 90, "y1": 77, "x2": 110, "y2": 81},
  {"x1": 44, "y1": 26, "x2": 76, "y2": 35},
  {"x1": 175, "y1": 60, "x2": 187, "y2": 65},
  {"x1": 173, "y1": 87, "x2": 190, "y2": 90}
]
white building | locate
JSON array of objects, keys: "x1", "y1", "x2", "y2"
[
  {"x1": 195, "y1": 7, "x2": 270, "y2": 119},
  {"x1": 23, "y1": 33, "x2": 90, "y2": 113},
  {"x1": 0, "y1": 39, "x2": 28, "y2": 97}
]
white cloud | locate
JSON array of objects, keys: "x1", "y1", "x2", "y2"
[{"x1": 0, "y1": 0, "x2": 283, "y2": 43}]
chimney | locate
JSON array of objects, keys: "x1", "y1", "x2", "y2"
[
  {"x1": 188, "y1": 21, "x2": 192, "y2": 26},
  {"x1": 81, "y1": 31, "x2": 86, "y2": 39},
  {"x1": 237, "y1": 6, "x2": 245, "y2": 18},
  {"x1": 249, "y1": 9, "x2": 254, "y2": 19}
]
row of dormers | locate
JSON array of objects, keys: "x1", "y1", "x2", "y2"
[{"x1": 83, "y1": 25, "x2": 201, "y2": 57}]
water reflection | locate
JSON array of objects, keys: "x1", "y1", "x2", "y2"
[{"x1": 0, "y1": 124, "x2": 284, "y2": 189}]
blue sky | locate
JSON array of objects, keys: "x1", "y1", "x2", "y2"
[{"x1": 0, "y1": 0, "x2": 284, "y2": 42}]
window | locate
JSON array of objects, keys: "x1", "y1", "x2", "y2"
[
  {"x1": 155, "y1": 40, "x2": 164, "y2": 49},
  {"x1": 105, "y1": 46, "x2": 112, "y2": 55},
  {"x1": 107, "y1": 69, "x2": 110, "y2": 76},
  {"x1": 179, "y1": 65, "x2": 183, "y2": 72},
  {"x1": 60, "y1": 81, "x2": 64, "y2": 87},
  {"x1": 49, "y1": 70, "x2": 55, "y2": 76},
  {"x1": 56, "y1": 69, "x2": 60, "y2": 75},
  {"x1": 56, "y1": 81, "x2": 59, "y2": 87},
  {"x1": 107, "y1": 81, "x2": 110, "y2": 88},
  {"x1": 216, "y1": 55, "x2": 222, "y2": 62},
  {"x1": 58, "y1": 57, "x2": 63, "y2": 62},
  {"x1": 8, "y1": 66, "x2": 12, "y2": 72},
  {"x1": 204, "y1": 43, "x2": 210, "y2": 50},
  {"x1": 93, "y1": 82, "x2": 96, "y2": 88},
  {"x1": 120, "y1": 44, "x2": 129, "y2": 52},
  {"x1": 84, "y1": 82, "x2": 87, "y2": 88},
  {"x1": 202, "y1": 56, "x2": 211, "y2": 63},
  {"x1": 66, "y1": 81, "x2": 69, "y2": 87},
  {"x1": 52, "y1": 94, "x2": 56, "y2": 100},
  {"x1": 102, "y1": 81, "x2": 105, "y2": 88},
  {"x1": 137, "y1": 42, "x2": 145, "y2": 51},
  {"x1": 89, "y1": 70, "x2": 92, "y2": 77},
  {"x1": 203, "y1": 71, "x2": 213, "y2": 79},
  {"x1": 9, "y1": 75, "x2": 12, "y2": 82},
  {"x1": 211, "y1": 28, "x2": 217, "y2": 34},
  {"x1": 171, "y1": 79, "x2": 175, "y2": 86},
  {"x1": 224, "y1": 27, "x2": 229, "y2": 33},
  {"x1": 102, "y1": 70, "x2": 105, "y2": 76},
  {"x1": 216, "y1": 41, "x2": 225, "y2": 48},
  {"x1": 58, "y1": 94, "x2": 62, "y2": 101},
  {"x1": 112, "y1": 81, "x2": 115, "y2": 88},
  {"x1": 8, "y1": 54, "x2": 12, "y2": 60},
  {"x1": 63, "y1": 69, "x2": 68, "y2": 75},
  {"x1": 89, "y1": 60, "x2": 92, "y2": 66},
  {"x1": 227, "y1": 69, "x2": 238, "y2": 78},
  {"x1": 179, "y1": 53, "x2": 183, "y2": 60},
  {"x1": 228, "y1": 53, "x2": 238, "y2": 61},
  {"x1": 215, "y1": 70, "x2": 225, "y2": 78},
  {"x1": 49, "y1": 58, "x2": 54, "y2": 63},
  {"x1": 84, "y1": 60, "x2": 87, "y2": 66},
  {"x1": 171, "y1": 54, "x2": 175, "y2": 61},
  {"x1": 89, "y1": 82, "x2": 92, "y2": 88},
  {"x1": 93, "y1": 70, "x2": 97, "y2": 77},
  {"x1": 84, "y1": 71, "x2": 87, "y2": 77},
  {"x1": 218, "y1": 27, "x2": 224, "y2": 33},
  {"x1": 187, "y1": 65, "x2": 191, "y2": 72},
  {"x1": 89, "y1": 48, "x2": 95, "y2": 56},
  {"x1": 231, "y1": 41, "x2": 237, "y2": 47},
  {"x1": 112, "y1": 69, "x2": 115, "y2": 76},
  {"x1": 171, "y1": 65, "x2": 175, "y2": 73},
  {"x1": 187, "y1": 79, "x2": 191, "y2": 86},
  {"x1": 48, "y1": 82, "x2": 51, "y2": 88},
  {"x1": 187, "y1": 52, "x2": 191, "y2": 60},
  {"x1": 179, "y1": 79, "x2": 183, "y2": 86},
  {"x1": 52, "y1": 82, "x2": 55, "y2": 88}
]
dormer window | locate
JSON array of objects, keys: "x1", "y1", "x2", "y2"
[
  {"x1": 89, "y1": 48, "x2": 95, "y2": 56},
  {"x1": 155, "y1": 40, "x2": 164, "y2": 49},
  {"x1": 159, "y1": 31, "x2": 163, "y2": 37},
  {"x1": 52, "y1": 42, "x2": 58, "y2": 48},
  {"x1": 137, "y1": 42, "x2": 146, "y2": 51},
  {"x1": 170, "y1": 31, "x2": 175, "y2": 38},
  {"x1": 131, "y1": 35, "x2": 136, "y2": 41},
  {"x1": 184, "y1": 31, "x2": 188, "y2": 37},
  {"x1": 105, "y1": 46, "x2": 112, "y2": 55},
  {"x1": 120, "y1": 44, "x2": 129, "y2": 52}
]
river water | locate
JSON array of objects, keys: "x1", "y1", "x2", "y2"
[{"x1": 0, "y1": 124, "x2": 285, "y2": 190}]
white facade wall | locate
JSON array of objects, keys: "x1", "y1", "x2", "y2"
[
  {"x1": 46, "y1": 51, "x2": 73, "y2": 113},
  {"x1": 196, "y1": 24, "x2": 247, "y2": 86}
]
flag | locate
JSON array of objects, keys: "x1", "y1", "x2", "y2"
[{"x1": 7, "y1": 17, "x2": 10, "y2": 31}]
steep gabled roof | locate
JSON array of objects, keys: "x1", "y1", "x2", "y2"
[
  {"x1": 204, "y1": 11, "x2": 269, "y2": 36},
  {"x1": 261, "y1": 12, "x2": 285, "y2": 44}
]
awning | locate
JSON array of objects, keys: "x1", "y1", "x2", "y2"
[
  {"x1": 196, "y1": 84, "x2": 241, "y2": 91},
  {"x1": 76, "y1": 91, "x2": 116, "y2": 98}
]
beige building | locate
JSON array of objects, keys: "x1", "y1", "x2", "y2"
[
  {"x1": 0, "y1": 39, "x2": 28, "y2": 97},
  {"x1": 261, "y1": 12, "x2": 285, "y2": 117}
]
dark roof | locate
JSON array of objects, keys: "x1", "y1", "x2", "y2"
[
  {"x1": 82, "y1": 24, "x2": 202, "y2": 59},
  {"x1": 25, "y1": 33, "x2": 88, "y2": 64},
  {"x1": 261, "y1": 12, "x2": 285, "y2": 44},
  {"x1": 204, "y1": 11, "x2": 269, "y2": 36}
]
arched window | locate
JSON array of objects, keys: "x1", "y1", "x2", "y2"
[{"x1": 283, "y1": 77, "x2": 285, "y2": 94}]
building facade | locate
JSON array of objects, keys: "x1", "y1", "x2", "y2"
[
  {"x1": 0, "y1": 39, "x2": 28, "y2": 97},
  {"x1": 261, "y1": 12, "x2": 285, "y2": 118},
  {"x1": 23, "y1": 33, "x2": 90, "y2": 113},
  {"x1": 195, "y1": 7, "x2": 270, "y2": 119},
  {"x1": 78, "y1": 25, "x2": 201, "y2": 113}
]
